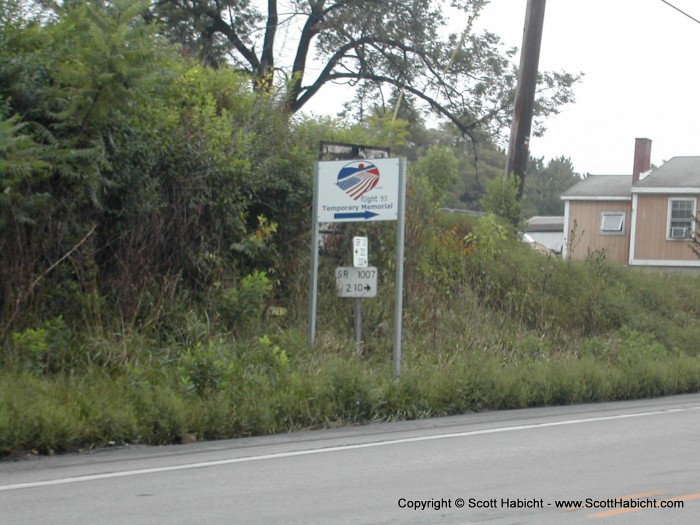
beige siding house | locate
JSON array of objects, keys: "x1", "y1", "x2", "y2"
[{"x1": 562, "y1": 139, "x2": 700, "y2": 269}]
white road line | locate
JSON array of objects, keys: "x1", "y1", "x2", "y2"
[{"x1": 2, "y1": 405, "x2": 699, "y2": 492}]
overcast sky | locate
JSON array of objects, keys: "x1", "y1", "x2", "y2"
[
  {"x1": 302, "y1": 0, "x2": 700, "y2": 176},
  {"x1": 475, "y1": 0, "x2": 700, "y2": 175}
]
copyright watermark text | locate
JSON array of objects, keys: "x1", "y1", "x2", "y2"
[{"x1": 397, "y1": 496, "x2": 685, "y2": 512}]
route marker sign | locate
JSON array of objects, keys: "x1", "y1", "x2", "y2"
[
  {"x1": 336, "y1": 267, "x2": 377, "y2": 298},
  {"x1": 353, "y1": 236, "x2": 368, "y2": 268}
]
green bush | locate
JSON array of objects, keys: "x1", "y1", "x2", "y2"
[
  {"x1": 217, "y1": 271, "x2": 272, "y2": 333},
  {"x1": 10, "y1": 317, "x2": 72, "y2": 374}
]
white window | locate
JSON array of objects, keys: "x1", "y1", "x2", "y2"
[
  {"x1": 667, "y1": 198, "x2": 697, "y2": 240},
  {"x1": 600, "y1": 212, "x2": 625, "y2": 235}
]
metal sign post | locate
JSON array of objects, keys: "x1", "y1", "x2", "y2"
[
  {"x1": 309, "y1": 162, "x2": 321, "y2": 346},
  {"x1": 393, "y1": 158, "x2": 407, "y2": 378},
  {"x1": 353, "y1": 236, "x2": 368, "y2": 353},
  {"x1": 354, "y1": 297, "x2": 362, "y2": 353}
]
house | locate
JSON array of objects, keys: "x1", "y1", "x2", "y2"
[
  {"x1": 525, "y1": 216, "x2": 565, "y2": 254},
  {"x1": 561, "y1": 138, "x2": 700, "y2": 270}
]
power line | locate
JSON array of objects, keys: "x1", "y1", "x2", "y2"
[{"x1": 660, "y1": 0, "x2": 700, "y2": 25}]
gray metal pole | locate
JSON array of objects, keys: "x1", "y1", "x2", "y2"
[
  {"x1": 392, "y1": 157, "x2": 407, "y2": 378},
  {"x1": 309, "y1": 162, "x2": 321, "y2": 346},
  {"x1": 354, "y1": 297, "x2": 362, "y2": 353}
]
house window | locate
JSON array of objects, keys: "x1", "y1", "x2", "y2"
[
  {"x1": 667, "y1": 198, "x2": 697, "y2": 240},
  {"x1": 600, "y1": 212, "x2": 625, "y2": 235}
]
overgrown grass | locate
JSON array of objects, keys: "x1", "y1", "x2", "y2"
[
  {"x1": 464, "y1": 241, "x2": 700, "y2": 348},
  {"x1": 3, "y1": 229, "x2": 700, "y2": 457},
  {"x1": 4, "y1": 327, "x2": 700, "y2": 457}
]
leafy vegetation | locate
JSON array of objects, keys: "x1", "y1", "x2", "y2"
[
  {"x1": 151, "y1": 0, "x2": 580, "y2": 140},
  {"x1": 1, "y1": 1, "x2": 699, "y2": 458}
]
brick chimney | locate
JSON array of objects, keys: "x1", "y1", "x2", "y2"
[{"x1": 632, "y1": 138, "x2": 652, "y2": 183}]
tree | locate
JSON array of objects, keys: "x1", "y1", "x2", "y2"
[
  {"x1": 0, "y1": 0, "x2": 180, "y2": 331},
  {"x1": 0, "y1": 0, "x2": 324, "y2": 335},
  {"x1": 411, "y1": 145, "x2": 460, "y2": 204},
  {"x1": 481, "y1": 174, "x2": 522, "y2": 234},
  {"x1": 153, "y1": 0, "x2": 580, "y2": 142},
  {"x1": 523, "y1": 156, "x2": 581, "y2": 217}
]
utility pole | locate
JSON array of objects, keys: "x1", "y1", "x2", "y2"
[{"x1": 506, "y1": 0, "x2": 546, "y2": 200}]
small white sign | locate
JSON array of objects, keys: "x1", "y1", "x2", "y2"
[
  {"x1": 316, "y1": 158, "x2": 400, "y2": 222},
  {"x1": 336, "y1": 267, "x2": 378, "y2": 298},
  {"x1": 353, "y1": 236, "x2": 368, "y2": 268}
]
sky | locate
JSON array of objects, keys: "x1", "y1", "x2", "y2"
[
  {"x1": 472, "y1": 0, "x2": 700, "y2": 175},
  {"x1": 302, "y1": 0, "x2": 700, "y2": 176}
]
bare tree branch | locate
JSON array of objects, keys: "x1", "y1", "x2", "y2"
[
  {"x1": 326, "y1": 72, "x2": 478, "y2": 142},
  {"x1": 203, "y1": 5, "x2": 260, "y2": 72}
]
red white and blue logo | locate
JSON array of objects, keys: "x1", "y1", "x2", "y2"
[{"x1": 336, "y1": 161, "x2": 380, "y2": 200}]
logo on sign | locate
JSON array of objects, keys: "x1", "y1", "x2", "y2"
[{"x1": 336, "y1": 161, "x2": 380, "y2": 200}]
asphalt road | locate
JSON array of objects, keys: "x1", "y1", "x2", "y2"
[{"x1": 3, "y1": 394, "x2": 700, "y2": 524}]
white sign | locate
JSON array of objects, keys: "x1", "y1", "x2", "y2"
[
  {"x1": 353, "y1": 236, "x2": 368, "y2": 268},
  {"x1": 336, "y1": 267, "x2": 378, "y2": 298},
  {"x1": 316, "y1": 158, "x2": 400, "y2": 222}
]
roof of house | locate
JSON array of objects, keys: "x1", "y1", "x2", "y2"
[
  {"x1": 561, "y1": 175, "x2": 632, "y2": 200},
  {"x1": 634, "y1": 156, "x2": 700, "y2": 189},
  {"x1": 562, "y1": 156, "x2": 700, "y2": 200},
  {"x1": 526, "y1": 216, "x2": 564, "y2": 232}
]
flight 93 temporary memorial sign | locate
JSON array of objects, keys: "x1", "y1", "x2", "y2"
[{"x1": 315, "y1": 158, "x2": 400, "y2": 222}]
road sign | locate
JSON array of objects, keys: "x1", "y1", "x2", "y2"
[
  {"x1": 353, "y1": 236, "x2": 368, "y2": 268},
  {"x1": 316, "y1": 158, "x2": 400, "y2": 222},
  {"x1": 336, "y1": 267, "x2": 377, "y2": 297}
]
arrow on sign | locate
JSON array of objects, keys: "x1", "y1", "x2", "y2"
[{"x1": 334, "y1": 211, "x2": 379, "y2": 220}]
